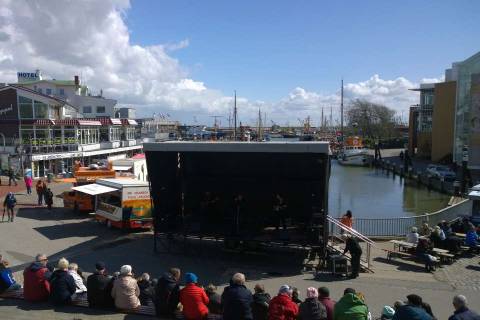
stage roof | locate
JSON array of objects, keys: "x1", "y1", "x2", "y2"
[{"x1": 144, "y1": 141, "x2": 330, "y2": 153}]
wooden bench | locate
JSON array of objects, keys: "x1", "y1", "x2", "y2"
[
  {"x1": 0, "y1": 289, "x2": 223, "y2": 319},
  {"x1": 385, "y1": 249, "x2": 413, "y2": 260},
  {"x1": 437, "y1": 252, "x2": 455, "y2": 264}
]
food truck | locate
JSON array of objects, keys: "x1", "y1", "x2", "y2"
[{"x1": 72, "y1": 178, "x2": 152, "y2": 229}]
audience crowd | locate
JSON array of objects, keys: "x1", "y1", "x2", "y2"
[{"x1": 0, "y1": 252, "x2": 479, "y2": 320}]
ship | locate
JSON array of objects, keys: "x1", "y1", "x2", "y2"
[{"x1": 337, "y1": 136, "x2": 369, "y2": 166}]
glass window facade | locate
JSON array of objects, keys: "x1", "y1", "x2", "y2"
[
  {"x1": 19, "y1": 96, "x2": 33, "y2": 119},
  {"x1": 109, "y1": 127, "x2": 121, "y2": 141},
  {"x1": 96, "y1": 106, "x2": 106, "y2": 113},
  {"x1": 77, "y1": 128, "x2": 100, "y2": 145},
  {"x1": 454, "y1": 53, "x2": 480, "y2": 166},
  {"x1": 34, "y1": 100, "x2": 49, "y2": 118}
]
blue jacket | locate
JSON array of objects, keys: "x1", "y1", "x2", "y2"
[
  {"x1": 449, "y1": 307, "x2": 480, "y2": 320},
  {"x1": 0, "y1": 268, "x2": 16, "y2": 291},
  {"x1": 392, "y1": 305, "x2": 432, "y2": 320},
  {"x1": 222, "y1": 284, "x2": 253, "y2": 320},
  {"x1": 466, "y1": 231, "x2": 479, "y2": 247}
]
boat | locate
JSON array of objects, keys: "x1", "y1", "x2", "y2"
[{"x1": 337, "y1": 136, "x2": 369, "y2": 166}]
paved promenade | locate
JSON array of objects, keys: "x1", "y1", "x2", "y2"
[{"x1": 0, "y1": 183, "x2": 479, "y2": 319}]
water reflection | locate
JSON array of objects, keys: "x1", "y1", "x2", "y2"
[{"x1": 329, "y1": 162, "x2": 450, "y2": 218}]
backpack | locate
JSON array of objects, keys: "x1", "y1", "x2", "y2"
[{"x1": 5, "y1": 194, "x2": 16, "y2": 207}]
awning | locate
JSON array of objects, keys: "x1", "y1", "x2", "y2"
[
  {"x1": 121, "y1": 119, "x2": 138, "y2": 126},
  {"x1": 77, "y1": 120, "x2": 102, "y2": 126},
  {"x1": 93, "y1": 118, "x2": 122, "y2": 126},
  {"x1": 72, "y1": 183, "x2": 118, "y2": 196},
  {"x1": 55, "y1": 119, "x2": 102, "y2": 126},
  {"x1": 112, "y1": 165, "x2": 132, "y2": 171},
  {"x1": 468, "y1": 190, "x2": 480, "y2": 199}
]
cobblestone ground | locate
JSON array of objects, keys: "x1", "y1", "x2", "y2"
[{"x1": 436, "y1": 254, "x2": 480, "y2": 291}]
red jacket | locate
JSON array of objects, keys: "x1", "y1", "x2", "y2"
[
  {"x1": 268, "y1": 293, "x2": 299, "y2": 320},
  {"x1": 179, "y1": 283, "x2": 209, "y2": 319},
  {"x1": 23, "y1": 263, "x2": 51, "y2": 302}
]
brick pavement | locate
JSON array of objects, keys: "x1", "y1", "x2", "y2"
[{"x1": 437, "y1": 254, "x2": 480, "y2": 291}]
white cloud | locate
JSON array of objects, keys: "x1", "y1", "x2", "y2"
[{"x1": 0, "y1": 0, "x2": 427, "y2": 125}]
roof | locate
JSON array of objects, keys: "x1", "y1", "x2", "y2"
[
  {"x1": 72, "y1": 183, "x2": 119, "y2": 196},
  {"x1": 55, "y1": 119, "x2": 102, "y2": 126},
  {"x1": 131, "y1": 153, "x2": 145, "y2": 159},
  {"x1": 97, "y1": 178, "x2": 149, "y2": 188},
  {"x1": 0, "y1": 85, "x2": 76, "y2": 108},
  {"x1": 14, "y1": 79, "x2": 77, "y2": 86},
  {"x1": 144, "y1": 141, "x2": 330, "y2": 154}
]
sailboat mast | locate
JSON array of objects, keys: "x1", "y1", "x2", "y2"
[
  {"x1": 233, "y1": 90, "x2": 237, "y2": 140},
  {"x1": 340, "y1": 79, "x2": 344, "y2": 143}
]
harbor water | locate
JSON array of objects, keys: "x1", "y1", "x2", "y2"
[{"x1": 329, "y1": 161, "x2": 450, "y2": 219}]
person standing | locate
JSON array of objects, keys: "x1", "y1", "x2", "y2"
[
  {"x1": 8, "y1": 168, "x2": 17, "y2": 186},
  {"x1": 36, "y1": 180, "x2": 45, "y2": 205},
  {"x1": 45, "y1": 188, "x2": 54, "y2": 211},
  {"x1": 24, "y1": 175, "x2": 33, "y2": 194},
  {"x1": 3, "y1": 192, "x2": 17, "y2": 222},
  {"x1": 343, "y1": 235, "x2": 363, "y2": 278},
  {"x1": 448, "y1": 295, "x2": 480, "y2": 320},
  {"x1": 340, "y1": 211, "x2": 353, "y2": 229}
]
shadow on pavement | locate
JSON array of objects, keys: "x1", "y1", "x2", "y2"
[
  {"x1": 16, "y1": 207, "x2": 88, "y2": 221},
  {"x1": 373, "y1": 257, "x2": 427, "y2": 273},
  {"x1": 466, "y1": 265, "x2": 480, "y2": 271},
  {"x1": 33, "y1": 220, "x2": 113, "y2": 240}
]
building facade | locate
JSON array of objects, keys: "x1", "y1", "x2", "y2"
[
  {"x1": 431, "y1": 81, "x2": 456, "y2": 162},
  {"x1": 0, "y1": 81, "x2": 142, "y2": 178}
]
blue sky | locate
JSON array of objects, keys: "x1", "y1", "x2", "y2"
[{"x1": 126, "y1": 0, "x2": 480, "y2": 102}]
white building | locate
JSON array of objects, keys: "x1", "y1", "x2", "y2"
[{"x1": 14, "y1": 71, "x2": 118, "y2": 118}]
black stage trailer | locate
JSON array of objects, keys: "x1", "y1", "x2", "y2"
[{"x1": 144, "y1": 142, "x2": 330, "y2": 254}]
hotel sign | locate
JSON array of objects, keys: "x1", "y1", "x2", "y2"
[{"x1": 17, "y1": 71, "x2": 40, "y2": 82}]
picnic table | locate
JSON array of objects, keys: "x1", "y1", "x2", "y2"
[
  {"x1": 452, "y1": 232, "x2": 466, "y2": 238},
  {"x1": 389, "y1": 239, "x2": 415, "y2": 252}
]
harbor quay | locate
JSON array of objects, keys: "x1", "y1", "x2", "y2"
[{"x1": 0, "y1": 177, "x2": 479, "y2": 319}]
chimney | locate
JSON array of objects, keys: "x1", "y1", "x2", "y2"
[{"x1": 74, "y1": 75, "x2": 79, "y2": 86}]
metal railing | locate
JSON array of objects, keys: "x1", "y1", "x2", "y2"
[
  {"x1": 327, "y1": 215, "x2": 376, "y2": 270},
  {"x1": 340, "y1": 199, "x2": 472, "y2": 237}
]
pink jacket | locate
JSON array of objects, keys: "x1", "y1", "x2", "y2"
[{"x1": 24, "y1": 176, "x2": 33, "y2": 187}]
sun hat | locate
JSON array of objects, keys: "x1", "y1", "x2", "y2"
[{"x1": 381, "y1": 306, "x2": 395, "y2": 319}]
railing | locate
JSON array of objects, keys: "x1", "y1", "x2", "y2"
[
  {"x1": 340, "y1": 199, "x2": 472, "y2": 237},
  {"x1": 327, "y1": 215, "x2": 376, "y2": 270}
]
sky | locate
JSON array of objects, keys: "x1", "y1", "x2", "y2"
[{"x1": 0, "y1": 0, "x2": 479, "y2": 125}]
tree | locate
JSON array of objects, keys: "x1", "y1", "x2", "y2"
[{"x1": 346, "y1": 99, "x2": 397, "y2": 139}]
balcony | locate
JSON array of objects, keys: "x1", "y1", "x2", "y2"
[
  {"x1": 121, "y1": 140, "x2": 137, "y2": 147},
  {"x1": 100, "y1": 141, "x2": 121, "y2": 149}
]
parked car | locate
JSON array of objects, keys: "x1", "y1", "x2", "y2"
[{"x1": 426, "y1": 164, "x2": 456, "y2": 181}]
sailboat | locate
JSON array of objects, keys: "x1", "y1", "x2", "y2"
[{"x1": 337, "y1": 80, "x2": 369, "y2": 166}]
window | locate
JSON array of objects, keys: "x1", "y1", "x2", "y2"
[
  {"x1": 83, "y1": 106, "x2": 92, "y2": 113},
  {"x1": 96, "y1": 106, "x2": 106, "y2": 113},
  {"x1": 19, "y1": 96, "x2": 33, "y2": 119},
  {"x1": 34, "y1": 100, "x2": 49, "y2": 118},
  {"x1": 46, "y1": 88, "x2": 52, "y2": 95},
  {"x1": 38, "y1": 88, "x2": 43, "y2": 94},
  {"x1": 59, "y1": 88, "x2": 65, "y2": 96},
  {"x1": 109, "y1": 127, "x2": 120, "y2": 141}
]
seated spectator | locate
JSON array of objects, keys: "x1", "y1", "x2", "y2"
[
  {"x1": 298, "y1": 287, "x2": 327, "y2": 320},
  {"x1": 111, "y1": 265, "x2": 140, "y2": 310},
  {"x1": 332, "y1": 288, "x2": 369, "y2": 320},
  {"x1": 449, "y1": 294, "x2": 480, "y2": 320},
  {"x1": 0, "y1": 260, "x2": 21, "y2": 292},
  {"x1": 292, "y1": 287, "x2": 302, "y2": 304},
  {"x1": 421, "y1": 302, "x2": 435, "y2": 319},
  {"x1": 23, "y1": 253, "x2": 51, "y2": 302},
  {"x1": 68, "y1": 262, "x2": 87, "y2": 294},
  {"x1": 222, "y1": 273, "x2": 253, "y2": 320},
  {"x1": 466, "y1": 226, "x2": 479, "y2": 248},
  {"x1": 154, "y1": 267, "x2": 181, "y2": 317},
  {"x1": 318, "y1": 287, "x2": 335, "y2": 320},
  {"x1": 87, "y1": 261, "x2": 114, "y2": 308},
  {"x1": 179, "y1": 272, "x2": 209, "y2": 320},
  {"x1": 206, "y1": 284, "x2": 222, "y2": 315},
  {"x1": 268, "y1": 285, "x2": 299, "y2": 320},
  {"x1": 137, "y1": 272, "x2": 154, "y2": 306},
  {"x1": 392, "y1": 294, "x2": 432, "y2": 320},
  {"x1": 420, "y1": 223, "x2": 431, "y2": 237},
  {"x1": 406, "y1": 227, "x2": 419, "y2": 245},
  {"x1": 451, "y1": 219, "x2": 464, "y2": 233},
  {"x1": 440, "y1": 220, "x2": 452, "y2": 237},
  {"x1": 377, "y1": 306, "x2": 395, "y2": 320},
  {"x1": 430, "y1": 226, "x2": 446, "y2": 248},
  {"x1": 415, "y1": 238, "x2": 438, "y2": 272},
  {"x1": 252, "y1": 284, "x2": 271, "y2": 320},
  {"x1": 393, "y1": 301, "x2": 405, "y2": 311},
  {"x1": 49, "y1": 257, "x2": 76, "y2": 305}
]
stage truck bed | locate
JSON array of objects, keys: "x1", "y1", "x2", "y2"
[{"x1": 144, "y1": 141, "x2": 331, "y2": 253}]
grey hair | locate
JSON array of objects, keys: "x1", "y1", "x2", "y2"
[
  {"x1": 453, "y1": 295, "x2": 467, "y2": 306},
  {"x1": 35, "y1": 253, "x2": 47, "y2": 262},
  {"x1": 232, "y1": 273, "x2": 246, "y2": 285}
]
